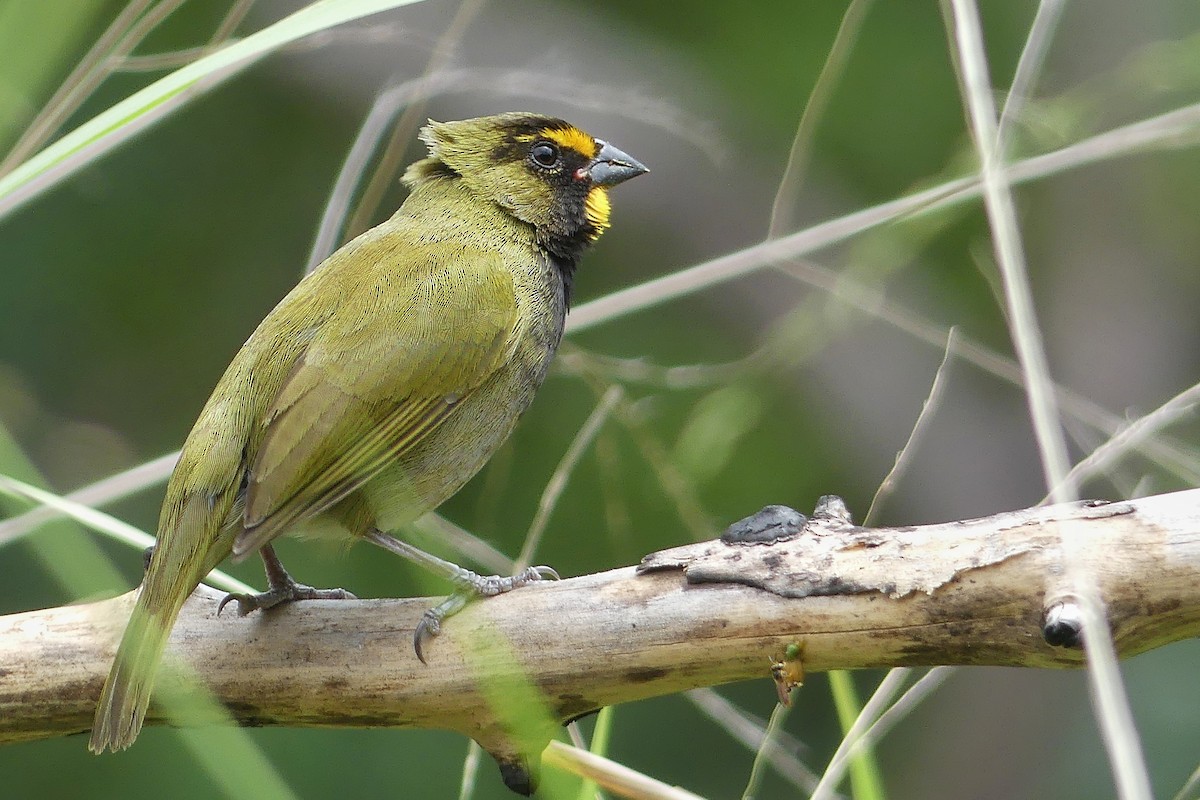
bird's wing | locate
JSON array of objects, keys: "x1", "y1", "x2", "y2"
[{"x1": 234, "y1": 243, "x2": 519, "y2": 556}]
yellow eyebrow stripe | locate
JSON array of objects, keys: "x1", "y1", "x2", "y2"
[{"x1": 541, "y1": 126, "x2": 598, "y2": 158}]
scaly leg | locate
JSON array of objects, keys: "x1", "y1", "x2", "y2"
[
  {"x1": 364, "y1": 529, "x2": 557, "y2": 662},
  {"x1": 217, "y1": 543, "x2": 357, "y2": 616}
]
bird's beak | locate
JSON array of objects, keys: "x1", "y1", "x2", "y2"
[{"x1": 587, "y1": 140, "x2": 649, "y2": 187}]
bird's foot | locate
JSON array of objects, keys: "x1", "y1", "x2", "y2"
[
  {"x1": 413, "y1": 565, "x2": 558, "y2": 662},
  {"x1": 218, "y1": 579, "x2": 357, "y2": 616}
]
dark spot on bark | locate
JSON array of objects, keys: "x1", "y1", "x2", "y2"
[
  {"x1": 796, "y1": 574, "x2": 878, "y2": 597},
  {"x1": 1146, "y1": 597, "x2": 1181, "y2": 615},
  {"x1": 625, "y1": 667, "x2": 669, "y2": 683}
]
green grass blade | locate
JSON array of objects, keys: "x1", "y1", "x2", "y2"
[
  {"x1": 574, "y1": 706, "x2": 615, "y2": 800},
  {"x1": 830, "y1": 671, "x2": 885, "y2": 800},
  {"x1": 0, "y1": 0, "x2": 425, "y2": 220}
]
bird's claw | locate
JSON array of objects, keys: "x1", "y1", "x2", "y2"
[
  {"x1": 217, "y1": 582, "x2": 356, "y2": 617},
  {"x1": 217, "y1": 592, "x2": 256, "y2": 617},
  {"x1": 412, "y1": 565, "x2": 558, "y2": 663}
]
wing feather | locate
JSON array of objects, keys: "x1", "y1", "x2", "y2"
[{"x1": 234, "y1": 244, "x2": 518, "y2": 556}]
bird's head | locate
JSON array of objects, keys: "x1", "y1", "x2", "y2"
[{"x1": 403, "y1": 113, "x2": 647, "y2": 262}]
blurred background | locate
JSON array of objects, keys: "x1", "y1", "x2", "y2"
[{"x1": 1, "y1": 0, "x2": 1199, "y2": 797}]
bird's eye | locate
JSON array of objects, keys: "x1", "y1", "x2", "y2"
[{"x1": 530, "y1": 142, "x2": 559, "y2": 168}]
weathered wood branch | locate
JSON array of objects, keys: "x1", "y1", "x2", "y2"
[{"x1": 2, "y1": 490, "x2": 1198, "y2": 793}]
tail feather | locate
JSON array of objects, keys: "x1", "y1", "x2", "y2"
[
  {"x1": 89, "y1": 493, "x2": 232, "y2": 753},
  {"x1": 89, "y1": 602, "x2": 175, "y2": 752}
]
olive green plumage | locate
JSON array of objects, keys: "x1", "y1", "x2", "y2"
[{"x1": 89, "y1": 113, "x2": 646, "y2": 753}]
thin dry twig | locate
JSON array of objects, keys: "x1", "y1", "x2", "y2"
[
  {"x1": 0, "y1": 474, "x2": 253, "y2": 596},
  {"x1": 995, "y1": 0, "x2": 1066, "y2": 154},
  {"x1": 947, "y1": 0, "x2": 1072, "y2": 501},
  {"x1": 0, "y1": 452, "x2": 176, "y2": 547},
  {"x1": 306, "y1": 66, "x2": 722, "y2": 274},
  {"x1": 457, "y1": 740, "x2": 485, "y2": 800},
  {"x1": 685, "y1": 688, "x2": 822, "y2": 794},
  {"x1": 117, "y1": 46, "x2": 227, "y2": 72},
  {"x1": 607, "y1": 393, "x2": 716, "y2": 540},
  {"x1": 342, "y1": 0, "x2": 487, "y2": 245},
  {"x1": 1050, "y1": 380, "x2": 1200, "y2": 500},
  {"x1": 208, "y1": 0, "x2": 258, "y2": 48},
  {"x1": 1171, "y1": 761, "x2": 1200, "y2": 800},
  {"x1": 407, "y1": 513, "x2": 513, "y2": 575},
  {"x1": 6, "y1": 0, "x2": 192, "y2": 169},
  {"x1": 767, "y1": 0, "x2": 874, "y2": 237},
  {"x1": 769, "y1": 256, "x2": 1200, "y2": 484},
  {"x1": 116, "y1": 0, "x2": 259, "y2": 71},
  {"x1": 556, "y1": 345, "x2": 755, "y2": 391},
  {"x1": 543, "y1": 742, "x2": 706, "y2": 800},
  {"x1": 741, "y1": 702, "x2": 792, "y2": 800},
  {"x1": 809, "y1": 670, "x2": 911, "y2": 800},
  {"x1": 567, "y1": 101, "x2": 1200, "y2": 336},
  {"x1": 947, "y1": 2, "x2": 1151, "y2": 797},
  {"x1": 515, "y1": 386, "x2": 622, "y2": 571},
  {"x1": 0, "y1": 0, "x2": 154, "y2": 173},
  {"x1": 864, "y1": 328, "x2": 958, "y2": 524},
  {"x1": 820, "y1": 667, "x2": 955, "y2": 793}
]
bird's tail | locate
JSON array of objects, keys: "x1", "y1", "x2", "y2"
[
  {"x1": 88, "y1": 596, "x2": 178, "y2": 752},
  {"x1": 89, "y1": 494, "x2": 231, "y2": 753}
]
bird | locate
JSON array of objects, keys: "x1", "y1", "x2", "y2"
[{"x1": 89, "y1": 112, "x2": 647, "y2": 754}]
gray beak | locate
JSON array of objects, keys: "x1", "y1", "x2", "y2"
[{"x1": 587, "y1": 140, "x2": 649, "y2": 187}]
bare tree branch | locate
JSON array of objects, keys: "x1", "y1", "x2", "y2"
[{"x1": 1, "y1": 490, "x2": 1197, "y2": 793}]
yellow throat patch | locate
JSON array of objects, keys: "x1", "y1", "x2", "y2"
[
  {"x1": 527, "y1": 123, "x2": 610, "y2": 238},
  {"x1": 585, "y1": 186, "x2": 611, "y2": 238}
]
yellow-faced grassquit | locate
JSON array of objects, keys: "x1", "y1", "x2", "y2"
[{"x1": 89, "y1": 112, "x2": 647, "y2": 754}]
